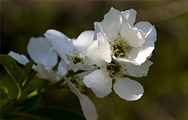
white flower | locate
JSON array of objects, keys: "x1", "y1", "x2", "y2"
[
  {"x1": 83, "y1": 38, "x2": 153, "y2": 101},
  {"x1": 44, "y1": 29, "x2": 96, "y2": 73},
  {"x1": 9, "y1": 37, "x2": 61, "y2": 81},
  {"x1": 9, "y1": 37, "x2": 99, "y2": 120},
  {"x1": 94, "y1": 8, "x2": 157, "y2": 65},
  {"x1": 44, "y1": 29, "x2": 99, "y2": 119}
]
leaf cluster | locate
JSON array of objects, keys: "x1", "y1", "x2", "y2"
[{"x1": 0, "y1": 55, "x2": 85, "y2": 120}]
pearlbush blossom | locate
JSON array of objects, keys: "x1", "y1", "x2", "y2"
[
  {"x1": 44, "y1": 29, "x2": 98, "y2": 120},
  {"x1": 83, "y1": 38, "x2": 151, "y2": 101},
  {"x1": 9, "y1": 36, "x2": 98, "y2": 120},
  {"x1": 7, "y1": 7, "x2": 157, "y2": 120},
  {"x1": 82, "y1": 8, "x2": 156, "y2": 102},
  {"x1": 94, "y1": 8, "x2": 157, "y2": 65},
  {"x1": 44, "y1": 29, "x2": 96, "y2": 72}
]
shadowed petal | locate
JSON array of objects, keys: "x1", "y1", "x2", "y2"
[
  {"x1": 101, "y1": 7, "x2": 123, "y2": 42},
  {"x1": 73, "y1": 30, "x2": 94, "y2": 57},
  {"x1": 27, "y1": 37, "x2": 58, "y2": 66},
  {"x1": 135, "y1": 22, "x2": 157, "y2": 43},
  {"x1": 128, "y1": 41, "x2": 154, "y2": 65},
  {"x1": 122, "y1": 60, "x2": 153, "y2": 77},
  {"x1": 66, "y1": 78, "x2": 82, "y2": 98},
  {"x1": 121, "y1": 9, "x2": 137, "y2": 26},
  {"x1": 44, "y1": 29, "x2": 74, "y2": 64},
  {"x1": 66, "y1": 79, "x2": 98, "y2": 120},
  {"x1": 8, "y1": 51, "x2": 29, "y2": 65},
  {"x1": 98, "y1": 33, "x2": 112, "y2": 63},
  {"x1": 93, "y1": 22, "x2": 101, "y2": 40},
  {"x1": 80, "y1": 94, "x2": 98, "y2": 120},
  {"x1": 113, "y1": 56, "x2": 138, "y2": 65},
  {"x1": 83, "y1": 69, "x2": 112, "y2": 98},
  {"x1": 34, "y1": 64, "x2": 57, "y2": 82},
  {"x1": 114, "y1": 78, "x2": 144, "y2": 101},
  {"x1": 120, "y1": 23, "x2": 145, "y2": 48},
  {"x1": 86, "y1": 40, "x2": 106, "y2": 66},
  {"x1": 56, "y1": 61, "x2": 67, "y2": 80}
]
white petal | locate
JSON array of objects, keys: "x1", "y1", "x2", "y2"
[
  {"x1": 123, "y1": 60, "x2": 153, "y2": 77},
  {"x1": 44, "y1": 29, "x2": 74, "y2": 64},
  {"x1": 73, "y1": 31, "x2": 94, "y2": 57},
  {"x1": 121, "y1": 9, "x2": 137, "y2": 26},
  {"x1": 80, "y1": 94, "x2": 98, "y2": 120},
  {"x1": 85, "y1": 40, "x2": 106, "y2": 66},
  {"x1": 66, "y1": 78, "x2": 82, "y2": 99},
  {"x1": 113, "y1": 56, "x2": 138, "y2": 65},
  {"x1": 93, "y1": 22, "x2": 101, "y2": 40},
  {"x1": 83, "y1": 69, "x2": 112, "y2": 98},
  {"x1": 135, "y1": 22, "x2": 157, "y2": 43},
  {"x1": 113, "y1": 78, "x2": 144, "y2": 101},
  {"x1": 27, "y1": 37, "x2": 58, "y2": 67},
  {"x1": 56, "y1": 61, "x2": 67, "y2": 80},
  {"x1": 77, "y1": 68, "x2": 97, "y2": 80},
  {"x1": 98, "y1": 33, "x2": 112, "y2": 63},
  {"x1": 34, "y1": 64, "x2": 57, "y2": 82},
  {"x1": 120, "y1": 23, "x2": 145, "y2": 48},
  {"x1": 101, "y1": 7, "x2": 123, "y2": 42},
  {"x1": 8, "y1": 51, "x2": 29, "y2": 65},
  {"x1": 128, "y1": 41, "x2": 154, "y2": 65},
  {"x1": 69, "y1": 63, "x2": 96, "y2": 73},
  {"x1": 66, "y1": 79, "x2": 98, "y2": 120}
]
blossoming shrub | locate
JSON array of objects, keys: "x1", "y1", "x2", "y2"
[{"x1": 0, "y1": 8, "x2": 156, "y2": 120}]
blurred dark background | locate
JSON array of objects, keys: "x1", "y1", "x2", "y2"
[{"x1": 1, "y1": 0, "x2": 188, "y2": 120}]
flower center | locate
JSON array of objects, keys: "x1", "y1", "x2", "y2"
[
  {"x1": 110, "y1": 38, "x2": 130, "y2": 58},
  {"x1": 68, "y1": 50, "x2": 84, "y2": 64},
  {"x1": 72, "y1": 56, "x2": 83, "y2": 64},
  {"x1": 107, "y1": 61, "x2": 121, "y2": 77},
  {"x1": 70, "y1": 75, "x2": 85, "y2": 92}
]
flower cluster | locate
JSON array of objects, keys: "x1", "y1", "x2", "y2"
[{"x1": 9, "y1": 8, "x2": 157, "y2": 120}]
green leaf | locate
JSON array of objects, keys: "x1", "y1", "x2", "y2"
[
  {"x1": 0, "y1": 99, "x2": 10, "y2": 109},
  {"x1": 23, "y1": 61, "x2": 34, "y2": 76},
  {"x1": 0, "y1": 55, "x2": 25, "y2": 83},
  {"x1": 25, "y1": 106, "x2": 86, "y2": 120},
  {"x1": 0, "y1": 73, "x2": 19, "y2": 100},
  {"x1": 21, "y1": 76, "x2": 49, "y2": 98},
  {"x1": 17, "y1": 95, "x2": 41, "y2": 112},
  {"x1": 0, "y1": 86, "x2": 9, "y2": 99},
  {"x1": 22, "y1": 70, "x2": 37, "y2": 89},
  {"x1": 0, "y1": 55, "x2": 24, "y2": 99}
]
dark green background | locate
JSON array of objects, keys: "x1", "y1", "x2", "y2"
[{"x1": 1, "y1": 0, "x2": 188, "y2": 120}]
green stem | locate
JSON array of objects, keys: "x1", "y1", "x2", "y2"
[{"x1": 16, "y1": 82, "x2": 22, "y2": 100}]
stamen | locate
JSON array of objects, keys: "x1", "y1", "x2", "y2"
[
  {"x1": 107, "y1": 61, "x2": 121, "y2": 77},
  {"x1": 110, "y1": 38, "x2": 131, "y2": 58},
  {"x1": 70, "y1": 76, "x2": 85, "y2": 92},
  {"x1": 72, "y1": 57, "x2": 83, "y2": 64}
]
